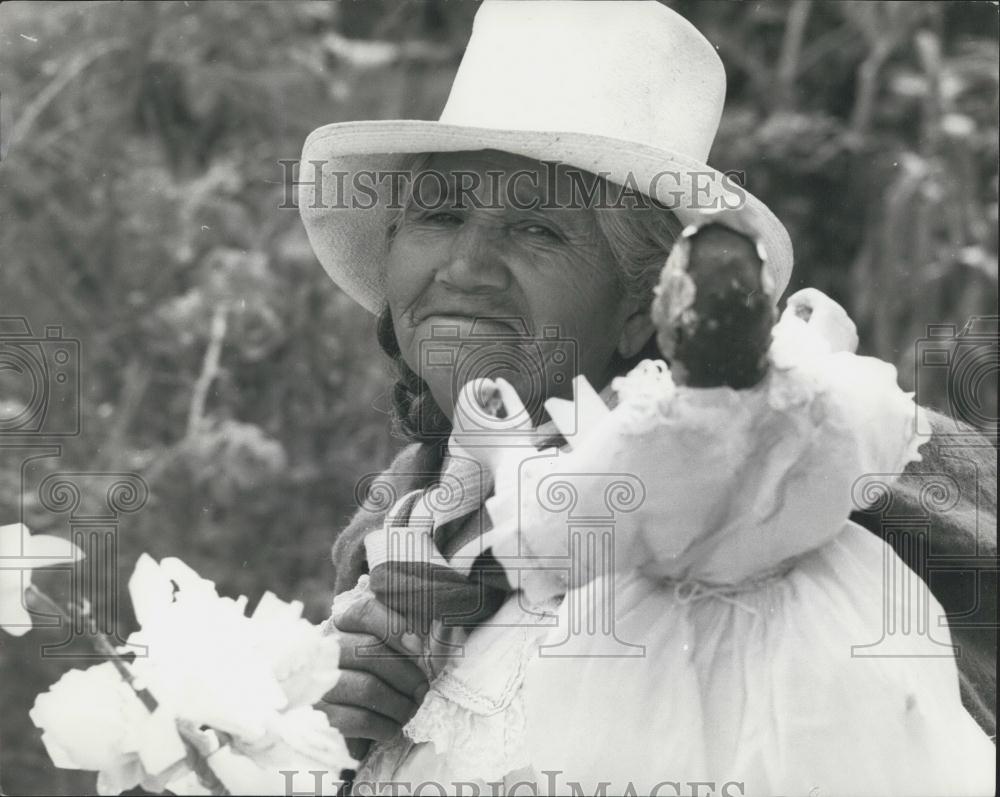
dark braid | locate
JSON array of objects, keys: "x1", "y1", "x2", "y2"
[{"x1": 376, "y1": 304, "x2": 453, "y2": 445}]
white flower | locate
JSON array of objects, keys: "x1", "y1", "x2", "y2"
[
  {"x1": 247, "y1": 591, "x2": 342, "y2": 709},
  {"x1": 125, "y1": 554, "x2": 343, "y2": 743},
  {"x1": 29, "y1": 662, "x2": 189, "y2": 795},
  {"x1": 125, "y1": 555, "x2": 283, "y2": 740},
  {"x1": 0, "y1": 522, "x2": 83, "y2": 636},
  {"x1": 126, "y1": 554, "x2": 354, "y2": 791},
  {"x1": 28, "y1": 553, "x2": 353, "y2": 795}
]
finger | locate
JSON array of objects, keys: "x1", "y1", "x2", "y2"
[
  {"x1": 333, "y1": 591, "x2": 425, "y2": 657},
  {"x1": 313, "y1": 702, "x2": 402, "y2": 742},
  {"x1": 337, "y1": 632, "x2": 428, "y2": 698},
  {"x1": 323, "y1": 670, "x2": 418, "y2": 726}
]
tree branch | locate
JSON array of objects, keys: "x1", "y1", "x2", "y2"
[
  {"x1": 776, "y1": 0, "x2": 813, "y2": 109},
  {"x1": 187, "y1": 305, "x2": 228, "y2": 438},
  {"x1": 3, "y1": 39, "x2": 128, "y2": 161}
]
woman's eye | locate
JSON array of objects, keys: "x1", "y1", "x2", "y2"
[
  {"x1": 519, "y1": 223, "x2": 563, "y2": 241},
  {"x1": 422, "y1": 211, "x2": 463, "y2": 227}
]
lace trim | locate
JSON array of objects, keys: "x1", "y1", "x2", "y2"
[
  {"x1": 400, "y1": 606, "x2": 544, "y2": 782},
  {"x1": 354, "y1": 731, "x2": 411, "y2": 782},
  {"x1": 609, "y1": 359, "x2": 677, "y2": 434},
  {"x1": 403, "y1": 682, "x2": 528, "y2": 782}
]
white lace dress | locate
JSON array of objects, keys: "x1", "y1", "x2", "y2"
[{"x1": 338, "y1": 579, "x2": 557, "y2": 792}]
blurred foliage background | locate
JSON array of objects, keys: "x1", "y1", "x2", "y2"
[{"x1": 0, "y1": 1, "x2": 997, "y2": 793}]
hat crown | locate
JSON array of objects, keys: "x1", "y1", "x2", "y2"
[
  {"x1": 439, "y1": 1, "x2": 726, "y2": 163},
  {"x1": 298, "y1": 2, "x2": 793, "y2": 314}
]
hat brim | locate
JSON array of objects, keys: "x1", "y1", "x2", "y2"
[{"x1": 299, "y1": 120, "x2": 793, "y2": 314}]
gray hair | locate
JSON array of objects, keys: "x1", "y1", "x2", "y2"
[{"x1": 594, "y1": 201, "x2": 684, "y2": 306}]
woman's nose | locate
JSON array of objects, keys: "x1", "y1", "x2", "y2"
[{"x1": 435, "y1": 218, "x2": 510, "y2": 293}]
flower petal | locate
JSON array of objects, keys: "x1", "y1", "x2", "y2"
[
  {"x1": 128, "y1": 553, "x2": 176, "y2": 627},
  {"x1": 95, "y1": 756, "x2": 145, "y2": 797},
  {"x1": 159, "y1": 556, "x2": 220, "y2": 598},
  {"x1": 38, "y1": 731, "x2": 84, "y2": 770},
  {"x1": 0, "y1": 570, "x2": 33, "y2": 636},
  {"x1": 0, "y1": 523, "x2": 82, "y2": 574},
  {"x1": 136, "y1": 707, "x2": 188, "y2": 777},
  {"x1": 30, "y1": 662, "x2": 152, "y2": 770},
  {"x1": 23, "y1": 531, "x2": 83, "y2": 563},
  {"x1": 206, "y1": 745, "x2": 287, "y2": 796},
  {"x1": 0, "y1": 522, "x2": 27, "y2": 558}
]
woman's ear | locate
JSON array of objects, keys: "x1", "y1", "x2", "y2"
[{"x1": 617, "y1": 304, "x2": 655, "y2": 358}]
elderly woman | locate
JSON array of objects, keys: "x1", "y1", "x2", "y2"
[{"x1": 299, "y1": 2, "x2": 996, "y2": 793}]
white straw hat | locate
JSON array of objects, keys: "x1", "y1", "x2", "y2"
[{"x1": 299, "y1": 0, "x2": 793, "y2": 314}]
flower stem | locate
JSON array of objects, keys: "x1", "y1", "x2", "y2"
[
  {"x1": 24, "y1": 583, "x2": 231, "y2": 795},
  {"x1": 24, "y1": 584, "x2": 158, "y2": 712}
]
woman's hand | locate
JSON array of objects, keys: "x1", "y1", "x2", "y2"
[{"x1": 316, "y1": 589, "x2": 429, "y2": 760}]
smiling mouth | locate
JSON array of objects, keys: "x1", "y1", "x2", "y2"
[{"x1": 418, "y1": 314, "x2": 529, "y2": 336}]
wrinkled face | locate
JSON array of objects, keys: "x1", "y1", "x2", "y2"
[{"x1": 384, "y1": 150, "x2": 650, "y2": 422}]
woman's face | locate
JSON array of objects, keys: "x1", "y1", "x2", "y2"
[{"x1": 384, "y1": 150, "x2": 651, "y2": 420}]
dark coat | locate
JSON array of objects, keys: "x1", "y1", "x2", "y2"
[{"x1": 848, "y1": 413, "x2": 996, "y2": 738}]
